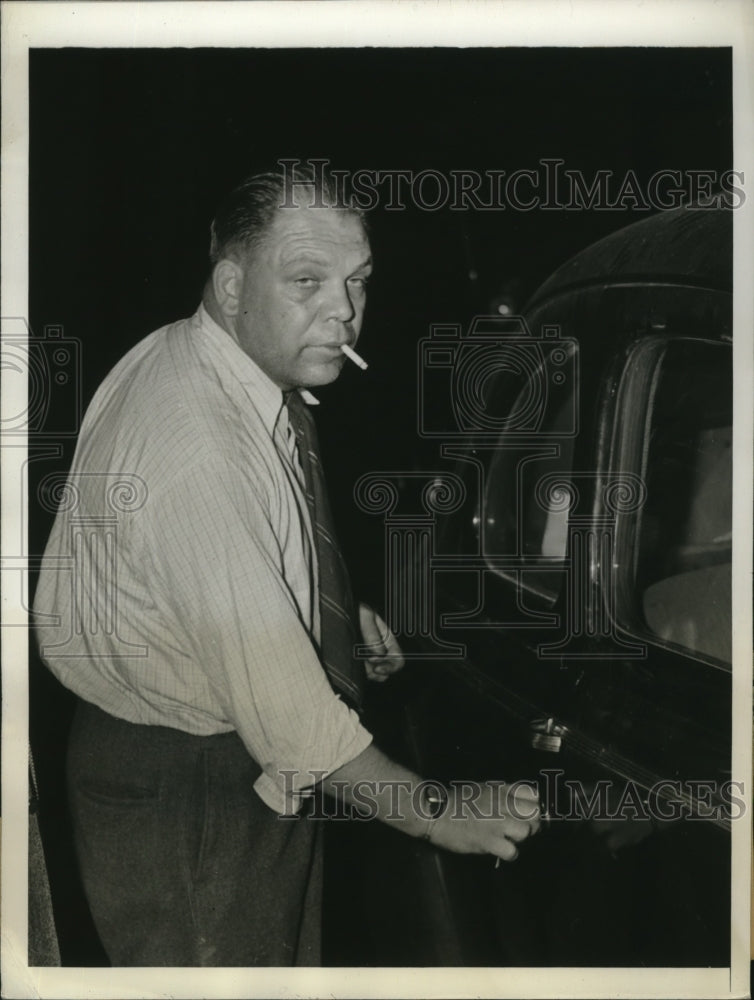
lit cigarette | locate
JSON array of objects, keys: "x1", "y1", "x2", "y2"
[{"x1": 341, "y1": 343, "x2": 368, "y2": 370}]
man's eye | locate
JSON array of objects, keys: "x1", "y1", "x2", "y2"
[
  {"x1": 348, "y1": 276, "x2": 369, "y2": 290},
  {"x1": 294, "y1": 277, "x2": 320, "y2": 288}
]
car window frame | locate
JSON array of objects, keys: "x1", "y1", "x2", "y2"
[
  {"x1": 605, "y1": 332, "x2": 732, "y2": 672},
  {"x1": 477, "y1": 343, "x2": 579, "y2": 609}
]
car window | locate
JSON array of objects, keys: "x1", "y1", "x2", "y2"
[
  {"x1": 482, "y1": 340, "x2": 577, "y2": 605},
  {"x1": 614, "y1": 338, "x2": 732, "y2": 664}
]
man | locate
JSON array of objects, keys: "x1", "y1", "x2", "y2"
[{"x1": 34, "y1": 165, "x2": 540, "y2": 966}]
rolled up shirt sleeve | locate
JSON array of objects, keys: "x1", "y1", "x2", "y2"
[{"x1": 139, "y1": 453, "x2": 372, "y2": 815}]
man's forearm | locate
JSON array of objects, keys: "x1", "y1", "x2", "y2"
[
  {"x1": 321, "y1": 743, "x2": 541, "y2": 860},
  {"x1": 321, "y1": 744, "x2": 430, "y2": 839}
]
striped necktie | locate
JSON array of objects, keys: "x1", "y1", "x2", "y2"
[{"x1": 285, "y1": 391, "x2": 365, "y2": 713}]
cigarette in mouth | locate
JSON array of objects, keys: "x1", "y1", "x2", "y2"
[{"x1": 341, "y1": 343, "x2": 368, "y2": 370}]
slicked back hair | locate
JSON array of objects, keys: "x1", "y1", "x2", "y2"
[{"x1": 208, "y1": 162, "x2": 368, "y2": 267}]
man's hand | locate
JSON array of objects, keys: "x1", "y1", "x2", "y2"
[
  {"x1": 323, "y1": 747, "x2": 541, "y2": 866},
  {"x1": 429, "y1": 781, "x2": 542, "y2": 862},
  {"x1": 358, "y1": 603, "x2": 405, "y2": 682}
]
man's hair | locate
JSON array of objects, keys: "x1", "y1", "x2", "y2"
[{"x1": 208, "y1": 162, "x2": 367, "y2": 266}]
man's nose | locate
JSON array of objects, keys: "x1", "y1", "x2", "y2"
[{"x1": 325, "y1": 282, "x2": 357, "y2": 324}]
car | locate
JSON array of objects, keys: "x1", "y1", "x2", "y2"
[{"x1": 337, "y1": 204, "x2": 734, "y2": 967}]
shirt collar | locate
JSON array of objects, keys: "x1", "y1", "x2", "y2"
[{"x1": 193, "y1": 302, "x2": 286, "y2": 436}]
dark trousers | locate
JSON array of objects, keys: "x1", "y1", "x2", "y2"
[{"x1": 67, "y1": 699, "x2": 323, "y2": 966}]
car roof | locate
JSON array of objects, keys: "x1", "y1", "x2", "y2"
[{"x1": 526, "y1": 205, "x2": 732, "y2": 313}]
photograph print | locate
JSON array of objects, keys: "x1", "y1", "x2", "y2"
[{"x1": 3, "y1": 3, "x2": 751, "y2": 998}]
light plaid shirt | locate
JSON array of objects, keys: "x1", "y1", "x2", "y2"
[{"x1": 34, "y1": 304, "x2": 372, "y2": 812}]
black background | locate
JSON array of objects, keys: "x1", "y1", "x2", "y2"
[
  {"x1": 29, "y1": 46, "x2": 733, "y2": 498},
  {"x1": 28, "y1": 46, "x2": 732, "y2": 964}
]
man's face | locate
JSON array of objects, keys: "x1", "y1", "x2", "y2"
[{"x1": 232, "y1": 205, "x2": 372, "y2": 391}]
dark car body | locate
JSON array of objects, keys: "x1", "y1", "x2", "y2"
[{"x1": 342, "y1": 205, "x2": 733, "y2": 967}]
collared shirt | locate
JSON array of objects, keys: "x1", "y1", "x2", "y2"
[{"x1": 33, "y1": 304, "x2": 372, "y2": 813}]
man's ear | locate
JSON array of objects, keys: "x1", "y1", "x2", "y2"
[{"x1": 212, "y1": 259, "x2": 243, "y2": 318}]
